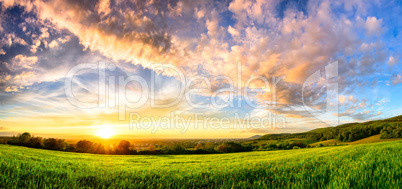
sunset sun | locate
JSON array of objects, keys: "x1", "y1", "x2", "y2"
[{"x1": 96, "y1": 127, "x2": 115, "y2": 139}]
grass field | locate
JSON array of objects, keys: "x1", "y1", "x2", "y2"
[
  {"x1": 1, "y1": 141, "x2": 402, "y2": 188},
  {"x1": 309, "y1": 134, "x2": 402, "y2": 147},
  {"x1": 309, "y1": 139, "x2": 345, "y2": 147},
  {"x1": 349, "y1": 135, "x2": 402, "y2": 145},
  {"x1": 244, "y1": 138, "x2": 317, "y2": 147}
]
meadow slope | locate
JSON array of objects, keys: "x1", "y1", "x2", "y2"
[{"x1": 1, "y1": 141, "x2": 401, "y2": 188}]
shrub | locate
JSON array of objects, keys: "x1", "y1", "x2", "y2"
[
  {"x1": 19, "y1": 132, "x2": 32, "y2": 144},
  {"x1": 0, "y1": 138, "x2": 7, "y2": 144},
  {"x1": 147, "y1": 144, "x2": 156, "y2": 153},
  {"x1": 160, "y1": 144, "x2": 186, "y2": 154},
  {"x1": 28, "y1": 137, "x2": 43, "y2": 148},
  {"x1": 90, "y1": 143, "x2": 106, "y2": 154},
  {"x1": 116, "y1": 140, "x2": 131, "y2": 154},
  {"x1": 204, "y1": 142, "x2": 216, "y2": 152},
  {"x1": 194, "y1": 143, "x2": 203, "y2": 150},
  {"x1": 76, "y1": 140, "x2": 94, "y2": 152},
  {"x1": 43, "y1": 138, "x2": 66, "y2": 150},
  {"x1": 216, "y1": 142, "x2": 247, "y2": 153}
]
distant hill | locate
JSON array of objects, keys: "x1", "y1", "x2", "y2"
[
  {"x1": 247, "y1": 135, "x2": 262, "y2": 140},
  {"x1": 260, "y1": 115, "x2": 402, "y2": 142}
]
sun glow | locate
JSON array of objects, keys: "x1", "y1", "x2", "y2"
[{"x1": 96, "y1": 127, "x2": 115, "y2": 139}]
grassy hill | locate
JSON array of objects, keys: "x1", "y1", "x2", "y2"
[
  {"x1": 1, "y1": 141, "x2": 402, "y2": 188},
  {"x1": 259, "y1": 115, "x2": 402, "y2": 142},
  {"x1": 349, "y1": 134, "x2": 402, "y2": 145},
  {"x1": 309, "y1": 134, "x2": 402, "y2": 147}
]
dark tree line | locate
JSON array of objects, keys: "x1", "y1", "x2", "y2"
[
  {"x1": 2, "y1": 132, "x2": 252, "y2": 155},
  {"x1": 8, "y1": 132, "x2": 68, "y2": 151},
  {"x1": 256, "y1": 141, "x2": 307, "y2": 151}
]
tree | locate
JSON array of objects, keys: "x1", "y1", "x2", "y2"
[
  {"x1": 116, "y1": 140, "x2": 131, "y2": 154},
  {"x1": 28, "y1": 137, "x2": 43, "y2": 148},
  {"x1": 90, "y1": 143, "x2": 105, "y2": 154},
  {"x1": 204, "y1": 142, "x2": 216, "y2": 152},
  {"x1": 147, "y1": 144, "x2": 156, "y2": 152},
  {"x1": 76, "y1": 140, "x2": 94, "y2": 152},
  {"x1": 19, "y1": 132, "x2": 31, "y2": 144},
  {"x1": 0, "y1": 138, "x2": 7, "y2": 144},
  {"x1": 216, "y1": 142, "x2": 246, "y2": 153},
  {"x1": 194, "y1": 143, "x2": 203, "y2": 150},
  {"x1": 43, "y1": 138, "x2": 66, "y2": 150},
  {"x1": 160, "y1": 144, "x2": 186, "y2": 154},
  {"x1": 394, "y1": 130, "x2": 400, "y2": 138},
  {"x1": 348, "y1": 134, "x2": 354, "y2": 142},
  {"x1": 380, "y1": 131, "x2": 388, "y2": 139}
]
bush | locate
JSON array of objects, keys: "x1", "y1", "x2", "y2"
[
  {"x1": 116, "y1": 140, "x2": 131, "y2": 154},
  {"x1": 160, "y1": 144, "x2": 186, "y2": 154},
  {"x1": 76, "y1": 140, "x2": 94, "y2": 152},
  {"x1": 216, "y1": 142, "x2": 248, "y2": 153},
  {"x1": 90, "y1": 143, "x2": 106, "y2": 154},
  {"x1": 204, "y1": 142, "x2": 216, "y2": 152},
  {"x1": 194, "y1": 143, "x2": 203, "y2": 150},
  {"x1": 28, "y1": 137, "x2": 43, "y2": 148},
  {"x1": 0, "y1": 138, "x2": 8, "y2": 144},
  {"x1": 19, "y1": 132, "x2": 31, "y2": 144},
  {"x1": 146, "y1": 144, "x2": 156, "y2": 153},
  {"x1": 43, "y1": 138, "x2": 66, "y2": 150}
]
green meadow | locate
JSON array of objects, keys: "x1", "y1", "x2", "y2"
[{"x1": 1, "y1": 141, "x2": 401, "y2": 188}]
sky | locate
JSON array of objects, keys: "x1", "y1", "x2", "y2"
[{"x1": 0, "y1": 0, "x2": 401, "y2": 139}]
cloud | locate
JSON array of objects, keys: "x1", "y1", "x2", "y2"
[
  {"x1": 48, "y1": 40, "x2": 58, "y2": 48},
  {"x1": 376, "y1": 97, "x2": 389, "y2": 106},
  {"x1": 227, "y1": 25, "x2": 239, "y2": 37},
  {"x1": 11, "y1": 54, "x2": 38, "y2": 69},
  {"x1": 0, "y1": 132, "x2": 18, "y2": 136},
  {"x1": 5, "y1": 86, "x2": 19, "y2": 92},
  {"x1": 1, "y1": 1, "x2": 388, "y2": 91},
  {"x1": 19, "y1": 0, "x2": 189, "y2": 70},
  {"x1": 387, "y1": 56, "x2": 398, "y2": 66},
  {"x1": 336, "y1": 110, "x2": 380, "y2": 121},
  {"x1": 364, "y1": 16, "x2": 383, "y2": 36},
  {"x1": 96, "y1": 0, "x2": 110, "y2": 15},
  {"x1": 358, "y1": 99, "x2": 367, "y2": 108},
  {"x1": 6, "y1": 33, "x2": 28, "y2": 46},
  {"x1": 339, "y1": 95, "x2": 347, "y2": 104},
  {"x1": 392, "y1": 74, "x2": 402, "y2": 85},
  {"x1": 0, "y1": 0, "x2": 400, "y2": 134}
]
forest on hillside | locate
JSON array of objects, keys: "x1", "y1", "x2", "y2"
[{"x1": 260, "y1": 116, "x2": 402, "y2": 142}]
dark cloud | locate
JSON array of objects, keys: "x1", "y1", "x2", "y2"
[{"x1": 0, "y1": 132, "x2": 18, "y2": 136}]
